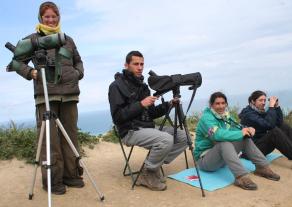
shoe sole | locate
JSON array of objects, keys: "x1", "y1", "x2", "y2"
[
  {"x1": 234, "y1": 183, "x2": 257, "y2": 190},
  {"x1": 42, "y1": 187, "x2": 66, "y2": 195},
  {"x1": 254, "y1": 173, "x2": 280, "y2": 181},
  {"x1": 63, "y1": 183, "x2": 85, "y2": 188},
  {"x1": 140, "y1": 183, "x2": 167, "y2": 191}
]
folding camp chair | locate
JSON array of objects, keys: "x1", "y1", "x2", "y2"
[{"x1": 114, "y1": 126, "x2": 189, "y2": 189}]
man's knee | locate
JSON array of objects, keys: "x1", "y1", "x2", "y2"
[
  {"x1": 157, "y1": 133, "x2": 174, "y2": 151},
  {"x1": 175, "y1": 129, "x2": 188, "y2": 143}
]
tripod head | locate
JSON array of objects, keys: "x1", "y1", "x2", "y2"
[{"x1": 34, "y1": 49, "x2": 48, "y2": 69}]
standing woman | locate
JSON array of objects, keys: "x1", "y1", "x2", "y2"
[
  {"x1": 16, "y1": 1, "x2": 84, "y2": 194},
  {"x1": 194, "y1": 92, "x2": 280, "y2": 190}
]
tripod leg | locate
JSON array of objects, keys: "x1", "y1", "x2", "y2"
[
  {"x1": 183, "y1": 132, "x2": 205, "y2": 196},
  {"x1": 54, "y1": 118, "x2": 105, "y2": 201},
  {"x1": 177, "y1": 104, "x2": 205, "y2": 197},
  {"x1": 184, "y1": 150, "x2": 189, "y2": 169},
  {"x1": 45, "y1": 119, "x2": 52, "y2": 207},
  {"x1": 190, "y1": 152, "x2": 205, "y2": 197},
  {"x1": 28, "y1": 120, "x2": 45, "y2": 200}
]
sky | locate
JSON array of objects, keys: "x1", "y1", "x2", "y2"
[{"x1": 0, "y1": 0, "x2": 291, "y2": 122}]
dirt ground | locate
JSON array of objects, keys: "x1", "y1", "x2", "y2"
[{"x1": 1, "y1": 141, "x2": 292, "y2": 207}]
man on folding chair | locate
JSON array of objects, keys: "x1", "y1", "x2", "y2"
[{"x1": 108, "y1": 51, "x2": 188, "y2": 191}]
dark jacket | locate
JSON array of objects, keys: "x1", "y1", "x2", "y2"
[
  {"x1": 239, "y1": 105, "x2": 283, "y2": 141},
  {"x1": 16, "y1": 32, "x2": 84, "y2": 97},
  {"x1": 108, "y1": 70, "x2": 169, "y2": 137}
]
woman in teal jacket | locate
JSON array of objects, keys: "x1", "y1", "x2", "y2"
[{"x1": 194, "y1": 92, "x2": 280, "y2": 190}]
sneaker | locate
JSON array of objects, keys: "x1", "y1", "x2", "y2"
[
  {"x1": 63, "y1": 178, "x2": 85, "y2": 188},
  {"x1": 43, "y1": 184, "x2": 66, "y2": 195},
  {"x1": 137, "y1": 168, "x2": 167, "y2": 191},
  {"x1": 234, "y1": 175, "x2": 257, "y2": 190},
  {"x1": 254, "y1": 166, "x2": 280, "y2": 181}
]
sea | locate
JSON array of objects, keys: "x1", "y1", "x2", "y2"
[{"x1": 1, "y1": 90, "x2": 291, "y2": 135}]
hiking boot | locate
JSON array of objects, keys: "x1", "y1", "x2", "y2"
[
  {"x1": 136, "y1": 168, "x2": 167, "y2": 191},
  {"x1": 63, "y1": 178, "x2": 85, "y2": 188},
  {"x1": 155, "y1": 169, "x2": 167, "y2": 183},
  {"x1": 43, "y1": 184, "x2": 66, "y2": 195},
  {"x1": 254, "y1": 166, "x2": 280, "y2": 181},
  {"x1": 234, "y1": 175, "x2": 257, "y2": 190}
]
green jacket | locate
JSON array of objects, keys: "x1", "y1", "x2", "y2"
[
  {"x1": 15, "y1": 33, "x2": 84, "y2": 98},
  {"x1": 194, "y1": 107, "x2": 243, "y2": 160}
]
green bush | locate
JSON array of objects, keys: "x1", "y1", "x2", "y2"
[
  {"x1": 1, "y1": 108, "x2": 291, "y2": 163},
  {"x1": 0, "y1": 122, "x2": 36, "y2": 163},
  {"x1": 186, "y1": 112, "x2": 201, "y2": 132},
  {"x1": 284, "y1": 110, "x2": 292, "y2": 127},
  {"x1": 229, "y1": 106, "x2": 240, "y2": 122},
  {"x1": 0, "y1": 121, "x2": 99, "y2": 163},
  {"x1": 102, "y1": 127, "x2": 119, "y2": 143}
]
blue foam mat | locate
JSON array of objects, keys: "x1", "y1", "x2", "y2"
[{"x1": 168, "y1": 153, "x2": 282, "y2": 191}]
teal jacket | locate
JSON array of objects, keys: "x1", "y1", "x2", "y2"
[{"x1": 194, "y1": 107, "x2": 243, "y2": 160}]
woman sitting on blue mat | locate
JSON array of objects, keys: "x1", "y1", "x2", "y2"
[{"x1": 194, "y1": 92, "x2": 280, "y2": 190}]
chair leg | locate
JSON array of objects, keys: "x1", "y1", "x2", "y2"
[
  {"x1": 123, "y1": 146, "x2": 137, "y2": 175},
  {"x1": 119, "y1": 139, "x2": 136, "y2": 185},
  {"x1": 184, "y1": 150, "x2": 189, "y2": 169},
  {"x1": 132, "y1": 150, "x2": 151, "y2": 189},
  {"x1": 160, "y1": 166, "x2": 165, "y2": 176}
]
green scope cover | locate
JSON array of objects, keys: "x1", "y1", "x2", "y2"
[{"x1": 14, "y1": 33, "x2": 66, "y2": 60}]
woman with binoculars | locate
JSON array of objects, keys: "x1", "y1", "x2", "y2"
[{"x1": 240, "y1": 90, "x2": 292, "y2": 161}]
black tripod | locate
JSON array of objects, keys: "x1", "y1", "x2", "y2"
[{"x1": 158, "y1": 87, "x2": 206, "y2": 197}]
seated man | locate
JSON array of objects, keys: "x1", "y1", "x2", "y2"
[
  {"x1": 239, "y1": 90, "x2": 292, "y2": 160},
  {"x1": 194, "y1": 92, "x2": 280, "y2": 190},
  {"x1": 108, "y1": 51, "x2": 188, "y2": 191}
]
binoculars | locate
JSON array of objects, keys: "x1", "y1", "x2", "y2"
[{"x1": 268, "y1": 98, "x2": 278, "y2": 102}]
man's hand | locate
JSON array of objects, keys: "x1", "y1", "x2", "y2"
[
  {"x1": 140, "y1": 96, "x2": 158, "y2": 108},
  {"x1": 169, "y1": 97, "x2": 180, "y2": 106},
  {"x1": 30, "y1": 69, "x2": 38, "y2": 80},
  {"x1": 269, "y1": 96, "x2": 278, "y2": 108}
]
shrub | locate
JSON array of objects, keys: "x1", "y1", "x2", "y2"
[
  {"x1": 0, "y1": 121, "x2": 99, "y2": 163},
  {"x1": 102, "y1": 127, "x2": 119, "y2": 143}
]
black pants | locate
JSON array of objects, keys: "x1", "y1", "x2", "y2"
[{"x1": 254, "y1": 123, "x2": 292, "y2": 160}]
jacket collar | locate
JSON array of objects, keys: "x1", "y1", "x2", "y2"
[{"x1": 122, "y1": 69, "x2": 144, "y2": 86}]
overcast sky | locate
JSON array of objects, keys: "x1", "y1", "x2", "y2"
[{"x1": 0, "y1": 0, "x2": 291, "y2": 122}]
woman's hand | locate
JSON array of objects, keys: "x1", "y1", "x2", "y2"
[
  {"x1": 242, "y1": 127, "x2": 255, "y2": 138},
  {"x1": 247, "y1": 127, "x2": 255, "y2": 137},
  {"x1": 30, "y1": 69, "x2": 38, "y2": 80},
  {"x1": 269, "y1": 96, "x2": 278, "y2": 107}
]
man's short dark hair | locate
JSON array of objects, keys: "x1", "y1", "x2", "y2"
[{"x1": 125, "y1": 51, "x2": 143, "y2": 64}]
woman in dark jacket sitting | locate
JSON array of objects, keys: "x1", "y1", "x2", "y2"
[{"x1": 239, "y1": 90, "x2": 292, "y2": 160}]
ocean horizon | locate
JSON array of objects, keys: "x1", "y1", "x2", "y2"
[{"x1": 1, "y1": 89, "x2": 290, "y2": 135}]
